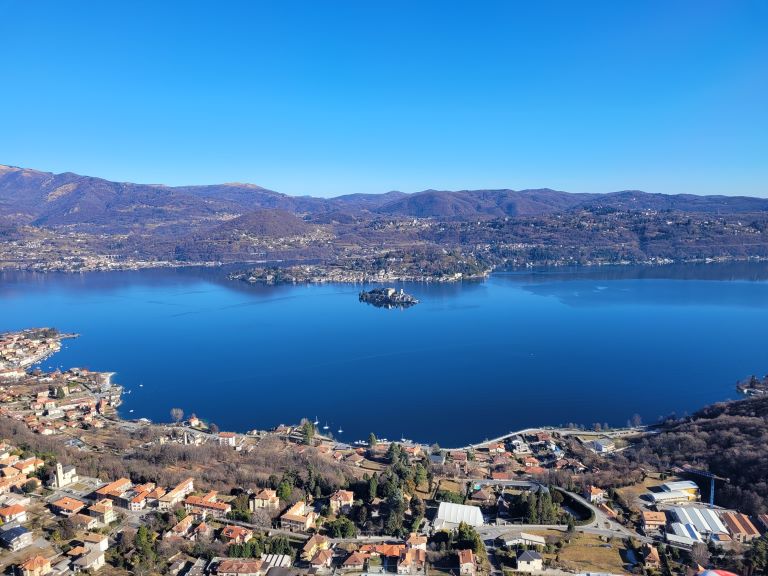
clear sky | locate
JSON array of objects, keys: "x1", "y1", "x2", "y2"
[{"x1": 2, "y1": 1, "x2": 766, "y2": 197}]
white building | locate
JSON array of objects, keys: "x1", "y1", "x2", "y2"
[
  {"x1": 434, "y1": 502, "x2": 484, "y2": 530},
  {"x1": 517, "y1": 550, "x2": 543, "y2": 572},
  {"x1": 50, "y1": 462, "x2": 78, "y2": 489}
]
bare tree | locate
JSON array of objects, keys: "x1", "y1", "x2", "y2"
[
  {"x1": 691, "y1": 542, "x2": 710, "y2": 568},
  {"x1": 170, "y1": 407, "x2": 184, "y2": 424}
]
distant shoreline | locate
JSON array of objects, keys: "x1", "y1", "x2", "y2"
[{"x1": 3, "y1": 254, "x2": 768, "y2": 277}]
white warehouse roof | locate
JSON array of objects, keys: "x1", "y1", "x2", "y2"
[
  {"x1": 435, "y1": 502, "x2": 484, "y2": 528},
  {"x1": 671, "y1": 506, "x2": 727, "y2": 535},
  {"x1": 649, "y1": 490, "x2": 694, "y2": 503},
  {"x1": 662, "y1": 481, "x2": 699, "y2": 492}
]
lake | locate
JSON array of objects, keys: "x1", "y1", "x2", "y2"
[{"x1": 1, "y1": 262, "x2": 767, "y2": 447}]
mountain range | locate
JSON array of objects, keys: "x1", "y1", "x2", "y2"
[
  {"x1": 2, "y1": 164, "x2": 767, "y2": 232},
  {"x1": 1, "y1": 163, "x2": 767, "y2": 273}
]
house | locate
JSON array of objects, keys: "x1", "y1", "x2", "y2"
[
  {"x1": 146, "y1": 486, "x2": 167, "y2": 506},
  {"x1": 458, "y1": 549, "x2": 475, "y2": 576},
  {"x1": 587, "y1": 439, "x2": 615, "y2": 454},
  {"x1": 51, "y1": 496, "x2": 86, "y2": 517},
  {"x1": 343, "y1": 552, "x2": 368, "y2": 571},
  {"x1": 165, "y1": 514, "x2": 195, "y2": 540},
  {"x1": 406, "y1": 532, "x2": 427, "y2": 550},
  {"x1": 185, "y1": 491, "x2": 232, "y2": 518},
  {"x1": 50, "y1": 462, "x2": 78, "y2": 489},
  {"x1": 220, "y1": 525, "x2": 253, "y2": 544},
  {"x1": 522, "y1": 456, "x2": 540, "y2": 468},
  {"x1": 450, "y1": 451, "x2": 468, "y2": 462},
  {"x1": 491, "y1": 471, "x2": 513, "y2": 481},
  {"x1": 0, "y1": 523, "x2": 33, "y2": 551},
  {"x1": 95, "y1": 477, "x2": 132, "y2": 500},
  {"x1": 218, "y1": 432, "x2": 237, "y2": 447},
  {"x1": 0, "y1": 503, "x2": 27, "y2": 523},
  {"x1": 498, "y1": 532, "x2": 546, "y2": 548},
  {"x1": 16, "y1": 555, "x2": 52, "y2": 576},
  {"x1": 642, "y1": 510, "x2": 667, "y2": 533},
  {"x1": 280, "y1": 501, "x2": 318, "y2": 532},
  {"x1": 72, "y1": 548, "x2": 105, "y2": 572},
  {"x1": 70, "y1": 513, "x2": 99, "y2": 531},
  {"x1": 250, "y1": 488, "x2": 280, "y2": 511},
  {"x1": 329, "y1": 490, "x2": 354, "y2": 515},
  {"x1": 517, "y1": 550, "x2": 543, "y2": 573},
  {"x1": 302, "y1": 534, "x2": 330, "y2": 561},
  {"x1": 489, "y1": 443, "x2": 506, "y2": 454},
  {"x1": 191, "y1": 521, "x2": 213, "y2": 541},
  {"x1": 87, "y1": 499, "x2": 116, "y2": 525},
  {"x1": 429, "y1": 453, "x2": 446, "y2": 465},
  {"x1": 644, "y1": 544, "x2": 661, "y2": 570},
  {"x1": 397, "y1": 548, "x2": 426, "y2": 575},
  {"x1": 128, "y1": 489, "x2": 150, "y2": 511},
  {"x1": 361, "y1": 543, "x2": 405, "y2": 557},
  {"x1": 215, "y1": 558, "x2": 264, "y2": 576},
  {"x1": 158, "y1": 478, "x2": 194, "y2": 510},
  {"x1": 310, "y1": 548, "x2": 334, "y2": 569},
  {"x1": 584, "y1": 485, "x2": 606, "y2": 504},
  {"x1": 720, "y1": 511, "x2": 761, "y2": 543},
  {"x1": 470, "y1": 487, "x2": 493, "y2": 504},
  {"x1": 510, "y1": 437, "x2": 531, "y2": 455},
  {"x1": 13, "y1": 457, "x2": 44, "y2": 475},
  {"x1": 82, "y1": 532, "x2": 109, "y2": 552}
]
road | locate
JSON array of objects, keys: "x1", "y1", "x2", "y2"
[
  {"x1": 476, "y1": 486, "x2": 652, "y2": 545},
  {"x1": 453, "y1": 426, "x2": 646, "y2": 451}
]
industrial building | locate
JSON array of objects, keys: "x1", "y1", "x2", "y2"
[{"x1": 434, "y1": 502, "x2": 484, "y2": 529}]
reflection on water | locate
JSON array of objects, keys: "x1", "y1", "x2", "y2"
[{"x1": 1, "y1": 262, "x2": 767, "y2": 446}]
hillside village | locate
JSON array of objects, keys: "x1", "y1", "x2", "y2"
[{"x1": 0, "y1": 329, "x2": 766, "y2": 576}]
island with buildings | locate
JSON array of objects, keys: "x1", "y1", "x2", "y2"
[{"x1": 359, "y1": 288, "x2": 419, "y2": 308}]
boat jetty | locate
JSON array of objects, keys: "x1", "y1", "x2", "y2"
[{"x1": 359, "y1": 287, "x2": 419, "y2": 308}]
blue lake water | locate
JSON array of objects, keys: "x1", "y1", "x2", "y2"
[{"x1": 1, "y1": 263, "x2": 767, "y2": 447}]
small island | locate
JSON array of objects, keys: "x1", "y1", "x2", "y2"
[{"x1": 359, "y1": 287, "x2": 419, "y2": 308}]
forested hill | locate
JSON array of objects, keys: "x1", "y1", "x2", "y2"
[
  {"x1": 2, "y1": 163, "x2": 768, "y2": 271},
  {"x1": 630, "y1": 394, "x2": 768, "y2": 515}
]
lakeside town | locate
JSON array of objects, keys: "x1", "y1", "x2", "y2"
[{"x1": 0, "y1": 328, "x2": 766, "y2": 576}]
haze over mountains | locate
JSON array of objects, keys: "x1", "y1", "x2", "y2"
[{"x1": 2, "y1": 164, "x2": 767, "y2": 232}]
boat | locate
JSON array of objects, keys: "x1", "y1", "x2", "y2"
[
  {"x1": 338, "y1": 428, "x2": 343, "y2": 434},
  {"x1": 323, "y1": 422, "x2": 329, "y2": 430},
  {"x1": 129, "y1": 409, "x2": 134, "y2": 413},
  {"x1": 313, "y1": 416, "x2": 319, "y2": 425}
]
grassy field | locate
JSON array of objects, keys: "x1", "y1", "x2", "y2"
[
  {"x1": 437, "y1": 478, "x2": 467, "y2": 494},
  {"x1": 359, "y1": 460, "x2": 385, "y2": 472},
  {"x1": 615, "y1": 474, "x2": 680, "y2": 512},
  {"x1": 556, "y1": 533, "x2": 628, "y2": 574}
]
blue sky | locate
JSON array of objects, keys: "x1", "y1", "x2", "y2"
[{"x1": 1, "y1": 1, "x2": 766, "y2": 197}]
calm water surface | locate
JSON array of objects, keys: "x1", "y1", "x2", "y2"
[{"x1": 2, "y1": 263, "x2": 767, "y2": 446}]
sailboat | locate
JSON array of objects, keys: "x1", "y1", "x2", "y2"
[
  {"x1": 323, "y1": 422, "x2": 329, "y2": 431},
  {"x1": 338, "y1": 427, "x2": 343, "y2": 434},
  {"x1": 313, "y1": 416, "x2": 319, "y2": 426}
]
